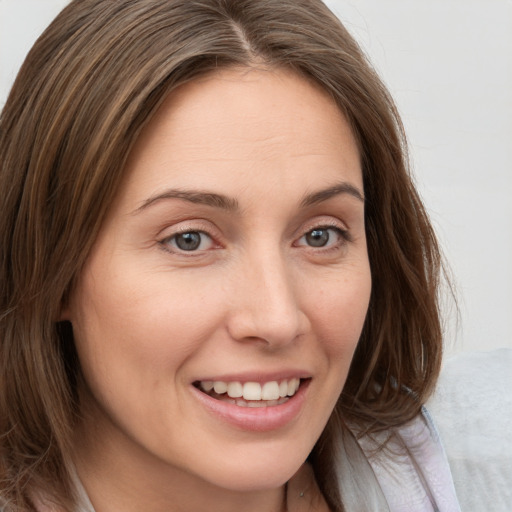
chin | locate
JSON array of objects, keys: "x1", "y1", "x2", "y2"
[
  {"x1": 193, "y1": 441, "x2": 311, "y2": 492},
  {"x1": 207, "y1": 465, "x2": 297, "y2": 493}
]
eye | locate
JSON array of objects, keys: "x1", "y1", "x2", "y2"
[
  {"x1": 162, "y1": 231, "x2": 214, "y2": 252},
  {"x1": 297, "y1": 226, "x2": 348, "y2": 248}
]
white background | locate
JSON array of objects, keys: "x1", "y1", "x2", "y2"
[{"x1": 1, "y1": 0, "x2": 511, "y2": 356}]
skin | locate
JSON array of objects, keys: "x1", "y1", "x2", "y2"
[{"x1": 65, "y1": 67, "x2": 372, "y2": 512}]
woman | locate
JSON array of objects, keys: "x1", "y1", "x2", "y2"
[{"x1": 0, "y1": 0, "x2": 460, "y2": 511}]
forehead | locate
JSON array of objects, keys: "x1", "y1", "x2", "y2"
[{"x1": 119, "y1": 66, "x2": 362, "y2": 208}]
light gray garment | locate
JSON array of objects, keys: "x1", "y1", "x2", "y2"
[
  {"x1": 349, "y1": 408, "x2": 462, "y2": 512},
  {"x1": 427, "y1": 348, "x2": 512, "y2": 512}
]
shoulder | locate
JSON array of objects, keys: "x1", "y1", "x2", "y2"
[
  {"x1": 353, "y1": 409, "x2": 461, "y2": 512},
  {"x1": 427, "y1": 348, "x2": 512, "y2": 512}
]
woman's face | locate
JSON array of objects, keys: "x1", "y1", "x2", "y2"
[{"x1": 66, "y1": 68, "x2": 371, "y2": 497}]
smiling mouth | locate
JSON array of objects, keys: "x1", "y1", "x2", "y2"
[{"x1": 194, "y1": 378, "x2": 304, "y2": 408}]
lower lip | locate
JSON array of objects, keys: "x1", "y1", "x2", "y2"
[{"x1": 191, "y1": 381, "x2": 310, "y2": 432}]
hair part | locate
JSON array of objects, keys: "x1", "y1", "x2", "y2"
[{"x1": 0, "y1": 1, "x2": 444, "y2": 509}]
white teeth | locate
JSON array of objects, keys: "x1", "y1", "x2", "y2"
[
  {"x1": 287, "y1": 378, "x2": 300, "y2": 396},
  {"x1": 201, "y1": 381, "x2": 214, "y2": 392},
  {"x1": 213, "y1": 381, "x2": 228, "y2": 394},
  {"x1": 247, "y1": 400, "x2": 266, "y2": 408},
  {"x1": 199, "y1": 378, "x2": 302, "y2": 401},
  {"x1": 243, "y1": 382, "x2": 262, "y2": 401},
  {"x1": 261, "y1": 381, "x2": 280, "y2": 401},
  {"x1": 236, "y1": 397, "x2": 288, "y2": 408},
  {"x1": 226, "y1": 381, "x2": 243, "y2": 398}
]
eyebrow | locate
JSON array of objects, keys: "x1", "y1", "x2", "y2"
[
  {"x1": 132, "y1": 189, "x2": 240, "y2": 215},
  {"x1": 132, "y1": 180, "x2": 364, "y2": 216},
  {"x1": 300, "y1": 181, "x2": 364, "y2": 207}
]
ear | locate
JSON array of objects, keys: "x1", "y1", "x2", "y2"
[
  {"x1": 58, "y1": 306, "x2": 71, "y2": 322},
  {"x1": 57, "y1": 290, "x2": 72, "y2": 322}
]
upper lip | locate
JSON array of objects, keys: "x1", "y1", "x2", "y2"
[{"x1": 192, "y1": 370, "x2": 312, "y2": 384}]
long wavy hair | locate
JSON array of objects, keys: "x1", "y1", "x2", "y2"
[{"x1": 0, "y1": 0, "x2": 443, "y2": 510}]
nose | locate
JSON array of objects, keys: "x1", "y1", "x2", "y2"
[{"x1": 226, "y1": 251, "x2": 309, "y2": 348}]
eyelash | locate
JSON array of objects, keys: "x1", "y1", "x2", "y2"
[
  {"x1": 158, "y1": 223, "x2": 352, "y2": 255},
  {"x1": 295, "y1": 225, "x2": 352, "y2": 251},
  {"x1": 159, "y1": 228, "x2": 216, "y2": 254}
]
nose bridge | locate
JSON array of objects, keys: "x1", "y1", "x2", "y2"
[{"x1": 227, "y1": 245, "x2": 305, "y2": 346}]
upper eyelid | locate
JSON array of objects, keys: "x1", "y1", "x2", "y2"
[
  {"x1": 295, "y1": 225, "x2": 351, "y2": 246},
  {"x1": 156, "y1": 215, "x2": 352, "y2": 242},
  {"x1": 162, "y1": 228, "x2": 212, "y2": 240},
  {"x1": 157, "y1": 220, "x2": 221, "y2": 252},
  {"x1": 295, "y1": 217, "x2": 350, "y2": 236},
  {"x1": 158, "y1": 219, "x2": 220, "y2": 238},
  {"x1": 159, "y1": 230, "x2": 218, "y2": 256}
]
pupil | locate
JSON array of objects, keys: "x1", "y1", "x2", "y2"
[
  {"x1": 176, "y1": 232, "x2": 201, "y2": 251},
  {"x1": 306, "y1": 229, "x2": 329, "y2": 247}
]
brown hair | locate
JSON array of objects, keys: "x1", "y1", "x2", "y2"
[{"x1": 0, "y1": 0, "x2": 443, "y2": 510}]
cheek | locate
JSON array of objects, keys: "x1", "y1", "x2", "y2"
[
  {"x1": 304, "y1": 265, "x2": 372, "y2": 353},
  {"x1": 70, "y1": 268, "x2": 225, "y2": 383},
  {"x1": 69, "y1": 277, "x2": 221, "y2": 438}
]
